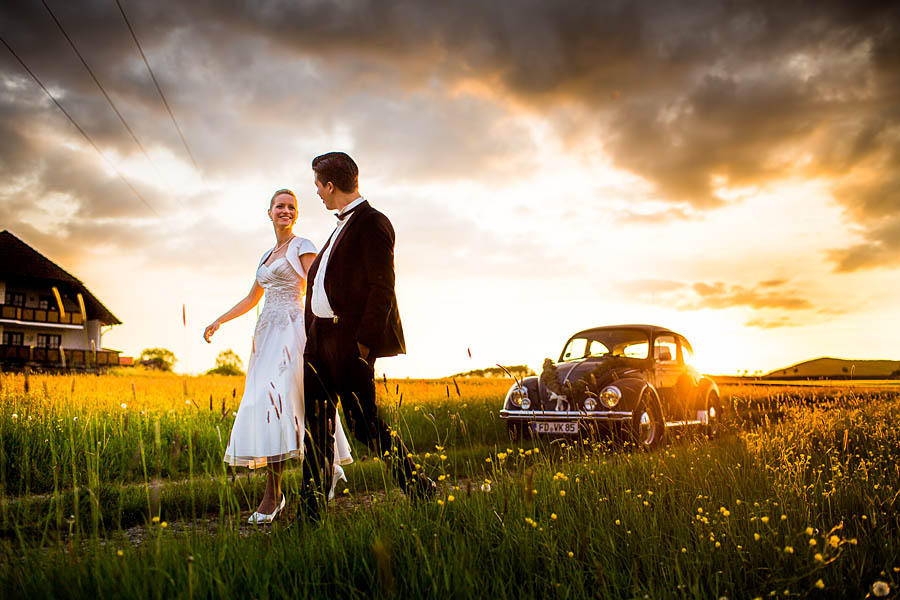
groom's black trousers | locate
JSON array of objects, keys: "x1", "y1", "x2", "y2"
[{"x1": 299, "y1": 316, "x2": 414, "y2": 518}]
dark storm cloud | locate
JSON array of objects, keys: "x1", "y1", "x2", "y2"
[
  {"x1": 2, "y1": 0, "x2": 899, "y2": 269},
  {"x1": 203, "y1": 0, "x2": 898, "y2": 268}
]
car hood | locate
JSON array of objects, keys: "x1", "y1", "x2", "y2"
[{"x1": 539, "y1": 356, "x2": 645, "y2": 401}]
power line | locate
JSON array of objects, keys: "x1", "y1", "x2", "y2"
[
  {"x1": 40, "y1": 0, "x2": 176, "y2": 195},
  {"x1": 0, "y1": 34, "x2": 160, "y2": 217},
  {"x1": 115, "y1": 0, "x2": 200, "y2": 171}
]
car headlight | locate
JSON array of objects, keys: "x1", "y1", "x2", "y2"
[
  {"x1": 505, "y1": 384, "x2": 529, "y2": 409},
  {"x1": 584, "y1": 396, "x2": 597, "y2": 411},
  {"x1": 598, "y1": 385, "x2": 621, "y2": 408}
]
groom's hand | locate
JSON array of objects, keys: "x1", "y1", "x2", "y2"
[{"x1": 357, "y1": 342, "x2": 370, "y2": 362}]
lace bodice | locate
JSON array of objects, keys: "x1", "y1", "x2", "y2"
[{"x1": 255, "y1": 258, "x2": 304, "y2": 333}]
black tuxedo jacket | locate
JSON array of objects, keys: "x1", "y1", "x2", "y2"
[{"x1": 304, "y1": 201, "x2": 406, "y2": 359}]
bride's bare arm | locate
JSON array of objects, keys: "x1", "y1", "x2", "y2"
[
  {"x1": 300, "y1": 252, "x2": 316, "y2": 275},
  {"x1": 203, "y1": 281, "x2": 264, "y2": 342}
]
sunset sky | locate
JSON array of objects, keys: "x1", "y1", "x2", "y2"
[{"x1": 2, "y1": 1, "x2": 899, "y2": 378}]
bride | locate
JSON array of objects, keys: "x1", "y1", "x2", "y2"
[{"x1": 204, "y1": 188, "x2": 352, "y2": 524}]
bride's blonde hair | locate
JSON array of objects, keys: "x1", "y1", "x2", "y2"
[{"x1": 269, "y1": 188, "x2": 296, "y2": 209}]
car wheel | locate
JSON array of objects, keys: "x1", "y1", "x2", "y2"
[
  {"x1": 704, "y1": 389, "x2": 722, "y2": 439},
  {"x1": 630, "y1": 390, "x2": 665, "y2": 450}
]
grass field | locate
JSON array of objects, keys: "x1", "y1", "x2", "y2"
[{"x1": 1, "y1": 370, "x2": 899, "y2": 599}]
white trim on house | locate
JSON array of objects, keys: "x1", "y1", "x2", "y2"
[{"x1": 0, "y1": 318, "x2": 83, "y2": 330}]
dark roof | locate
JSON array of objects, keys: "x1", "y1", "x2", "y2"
[
  {"x1": 0, "y1": 230, "x2": 121, "y2": 325},
  {"x1": 574, "y1": 324, "x2": 681, "y2": 337}
]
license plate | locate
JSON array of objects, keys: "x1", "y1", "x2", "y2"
[{"x1": 532, "y1": 422, "x2": 579, "y2": 435}]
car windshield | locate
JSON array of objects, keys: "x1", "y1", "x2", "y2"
[{"x1": 560, "y1": 328, "x2": 650, "y2": 362}]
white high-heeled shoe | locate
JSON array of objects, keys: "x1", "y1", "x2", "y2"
[{"x1": 248, "y1": 494, "x2": 286, "y2": 525}]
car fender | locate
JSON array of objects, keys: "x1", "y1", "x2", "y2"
[
  {"x1": 607, "y1": 377, "x2": 655, "y2": 412},
  {"x1": 696, "y1": 376, "x2": 719, "y2": 402}
]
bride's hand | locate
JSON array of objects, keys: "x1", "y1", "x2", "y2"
[{"x1": 203, "y1": 320, "x2": 220, "y2": 343}]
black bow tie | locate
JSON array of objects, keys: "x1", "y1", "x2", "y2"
[{"x1": 335, "y1": 202, "x2": 363, "y2": 221}]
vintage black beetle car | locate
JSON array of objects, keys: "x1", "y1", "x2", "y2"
[{"x1": 500, "y1": 325, "x2": 720, "y2": 449}]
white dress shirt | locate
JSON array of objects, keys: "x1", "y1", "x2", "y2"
[{"x1": 311, "y1": 196, "x2": 366, "y2": 319}]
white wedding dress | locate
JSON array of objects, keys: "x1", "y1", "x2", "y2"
[{"x1": 224, "y1": 237, "x2": 352, "y2": 494}]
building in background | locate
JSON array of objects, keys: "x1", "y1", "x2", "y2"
[{"x1": 0, "y1": 230, "x2": 122, "y2": 371}]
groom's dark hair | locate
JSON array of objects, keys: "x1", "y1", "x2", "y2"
[{"x1": 312, "y1": 152, "x2": 358, "y2": 193}]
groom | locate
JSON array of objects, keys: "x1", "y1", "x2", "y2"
[{"x1": 297, "y1": 151, "x2": 435, "y2": 523}]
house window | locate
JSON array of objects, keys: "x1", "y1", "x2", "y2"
[
  {"x1": 2, "y1": 331, "x2": 24, "y2": 346},
  {"x1": 5, "y1": 292, "x2": 24, "y2": 307},
  {"x1": 37, "y1": 334, "x2": 61, "y2": 349},
  {"x1": 38, "y1": 296, "x2": 59, "y2": 311}
]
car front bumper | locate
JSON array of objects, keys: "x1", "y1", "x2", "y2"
[{"x1": 499, "y1": 409, "x2": 633, "y2": 422}]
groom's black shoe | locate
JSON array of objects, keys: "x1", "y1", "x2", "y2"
[
  {"x1": 404, "y1": 473, "x2": 437, "y2": 501},
  {"x1": 287, "y1": 509, "x2": 321, "y2": 532}
]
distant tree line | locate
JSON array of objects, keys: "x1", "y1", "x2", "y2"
[
  {"x1": 451, "y1": 364, "x2": 535, "y2": 378},
  {"x1": 136, "y1": 347, "x2": 244, "y2": 376}
]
